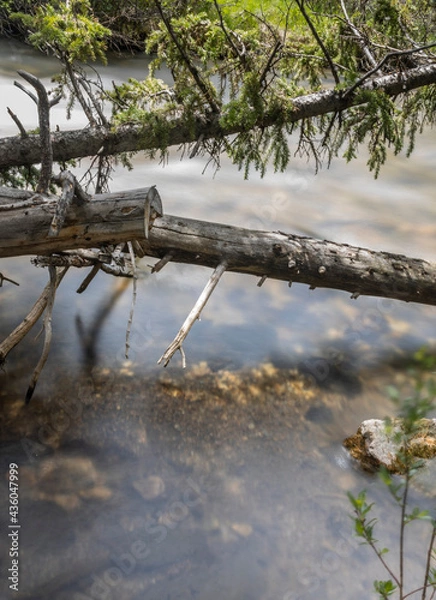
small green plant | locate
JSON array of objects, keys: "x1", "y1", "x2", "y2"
[{"x1": 348, "y1": 349, "x2": 436, "y2": 600}]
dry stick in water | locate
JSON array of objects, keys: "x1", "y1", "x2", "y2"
[
  {"x1": 158, "y1": 261, "x2": 228, "y2": 367},
  {"x1": 0, "y1": 267, "x2": 68, "y2": 366},
  {"x1": 26, "y1": 265, "x2": 59, "y2": 404}
]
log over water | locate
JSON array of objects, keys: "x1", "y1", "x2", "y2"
[{"x1": 0, "y1": 186, "x2": 435, "y2": 306}]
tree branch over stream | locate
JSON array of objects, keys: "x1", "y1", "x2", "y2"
[
  {"x1": 1, "y1": 62, "x2": 436, "y2": 170},
  {"x1": 1, "y1": 0, "x2": 436, "y2": 398}
]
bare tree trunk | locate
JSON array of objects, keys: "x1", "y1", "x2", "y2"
[
  {"x1": 1, "y1": 187, "x2": 435, "y2": 306},
  {"x1": 1, "y1": 63, "x2": 435, "y2": 169},
  {"x1": 0, "y1": 187, "x2": 157, "y2": 257}
]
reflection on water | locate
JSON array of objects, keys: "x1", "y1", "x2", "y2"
[{"x1": 1, "y1": 38, "x2": 436, "y2": 600}]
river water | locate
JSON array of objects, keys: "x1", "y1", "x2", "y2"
[{"x1": 0, "y1": 38, "x2": 436, "y2": 600}]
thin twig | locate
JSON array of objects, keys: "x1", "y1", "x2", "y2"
[
  {"x1": 78, "y1": 76, "x2": 110, "y2": 127},
  {"x1": 153, "y1": 0, "x2": 220, "y2": 114},
  {"x1": 343, "y1": 42, "x2": 436, "y2": 98},
  {"x1": 0, "y1": 272, "x2": 20, "y2": 287},
  {"x1": 65, "y1": 61, "x2": 98, "y2": 126},
  {"x1": 76, "y1": 264, "x2": 102, "y2": 293},
  {"x1": 213, "y1": 0, "x2": 249, "y2": 71},
  {"x1": 259, "y1": 40, "x2": 283, "y2": 90},
  {"x1": 295, "y1": 0, "x2": 340, "y2": 85},
  {"x1": 125, "y1": 241, "x2": 137, "y2": 359},
  {"x1": 14, "y1": 80, "x2": 37, "y2": 103},
  {"x1": 158, "y1": 261, "x2": 227, "y2": 367},
  {"x1": 25, "y1": 266, "x2": 58, "y2": 404},
  {"x1": 340, "y1": 0, "x2": 377, "y2": 69}
]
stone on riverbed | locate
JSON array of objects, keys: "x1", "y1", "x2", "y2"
[{"x1": 343, "y1": 418, "x2": 436, "y2": 474}]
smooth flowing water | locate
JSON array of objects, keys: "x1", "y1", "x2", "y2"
[{"x1": 0, "y1": 38, "x2": 436, "y2": 600}]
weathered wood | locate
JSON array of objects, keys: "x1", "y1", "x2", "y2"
[
  {"x1": 141, "y1": 216, "x2": 436, "y2": 306},
  {"x1": 0, "y1": 187, "x2": 159, "y2": 257},
  {"x1": 1, "y1": 189, "x2": 435, "y2": 306}
]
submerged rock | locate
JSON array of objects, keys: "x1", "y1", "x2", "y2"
[{"x1": 343, "y1": 418, "x2": 436, "y2": 474}]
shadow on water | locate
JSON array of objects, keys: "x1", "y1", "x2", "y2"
[{"x1": 1, "y1": 39, "x2": 436, "y2": 600}]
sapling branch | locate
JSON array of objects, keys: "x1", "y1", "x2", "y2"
[
  {"x1": 399, "y1": 469, "x2": 411, "y2": 597},
  {"x1": 422, "y1": 525, "x2": 436, "y2": 600},
  {"x1": 158, "y1": 261, "x2": 228, "y2": 367}
]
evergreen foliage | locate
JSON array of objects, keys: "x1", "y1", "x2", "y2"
[{"x1": 1, "y1": 0, "x2": 436, "y2": 177}]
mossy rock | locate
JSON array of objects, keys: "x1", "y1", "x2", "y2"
[{"x1": 343, "y1": 418, "x2": 436, "y2": 475}]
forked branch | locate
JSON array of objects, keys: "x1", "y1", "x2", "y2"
[
  {"x1": 158, "y1": 261, "x2": 228, "y2": 367},
  {"x1": 16, "y1": 71, "x2": 60, "y2": 194}
]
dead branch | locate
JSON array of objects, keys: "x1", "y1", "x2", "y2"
[
  {"x1": 76, "y1": 264, "x2": 102, "y2": 294},
  {"x1": 125, "y1": 241, "x2": 137, "y2": 359},
  {"x1": 151, "y1": 251, "x2": 174, "y2": 273},
  {"x1": 0, "y1": 267, "x2": 68, "y2": 367},
  {"x1": 158, "y1": 261, "x2": 228, "y2": 367},
  {"x1": 0, "y1": 272, "x2": 19, "y2": 287},
  {"x1": 7, "y1": 107, "x2": 28, "y2": 137},
  {"x1": 25, "y1": 265, "x2": 57, "y2": 404},
  {"x1": 17, "y1": 71, "x2": 53, "y2": 194},
  {"x1": 339, "y1": 0, "x2": 377, "y2": 68}
]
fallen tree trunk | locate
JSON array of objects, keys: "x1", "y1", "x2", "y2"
[
  {"x1": 1, "y1": 187, "x2": 435, "y2": 306},
  {"x1": 0, "y1": 186, "x2": 158, "y2": 257},
  {"x1": 1, "y1": 63, "x2": 436, "y2": 169}
]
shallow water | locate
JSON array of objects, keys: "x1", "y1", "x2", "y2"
[{"x1": 1, "y1": 38, "x2": 436, "y2": 600}]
